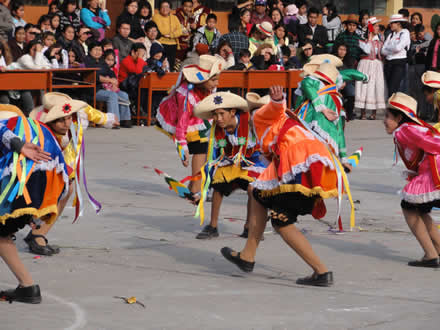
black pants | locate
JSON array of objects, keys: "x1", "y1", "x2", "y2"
[
  {"x1": 163, "y1": 44, "x2": 177, "y2": 72},
  {"x1": 384, "y1": 59, "x2": 407, "y2": 97}
]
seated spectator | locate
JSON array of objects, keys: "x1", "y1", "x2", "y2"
[
  {"x1": 297, "y1": 41, "x2": 314, "y2": 66},
  {"x1": 117, "y1": 0, "x2": 145, "y2": 43},
  {"x1": 192, "y1": 0, "x2": 211, "y2": 30},
  {"x1": 11, "y1": 0, "x2": 26, "y2": 32},
  {"x1": 42, "y1": 31, "x2": 56, "y2": 53},
  {"x1": 295, "y1": 0, "x2": 308, "y2": 24},
  {"x1": 83, "y1": 40, "x2": 102, "y2": 68},
  {"x1": 138, "y1": 0, "x2": 152, "y2": 31},
  {"x1": 270, "y1": 8, "x2": 283, "y2": 27},
  {"x1": 24, "y1": 24, "x2": 41, "y2": 44},
  {"x1": 228, "y1": 48, "x2": 252, "y2": 70},
  {"x1": 219, "y1": 18, "x2": 249, "y2": 63},
  {"x1": 60, "y1": 0, "x2": 81, "y2": 32},
  {"x1": 274, "y1": 23, "x2": 288, "y2": 47},
  {"x1": 298, "y1": 7, "x2": 328, "y2": 54},
  {"x1": 283, "y1": 4, "x2": 298, "y2": 26},
  {"x1": 67, "y1": 46, "x2": 83, "y2": 68},
  {"x1": 58, "y1": 24, "x2": 75, "y2": 50},
  {"x1": 144, "y1": 42, "x2": 169, "y2": 77},
  {"x1": 251, "y1": 0, "x2": 272, "y2": 25},
  {"x1": 249, "y1": 22, "x2": 275, "y2": 57},
  {"x1": 80, "y1": 0, "x2": 111, "y2": 41},
  {"x1": 239, "y1": 8, "x2": 252, "y2": 36},
  {"x1": 322, "y1": 3, "x2": 341, "y2": 50},
  {"x1": 102, "y1": 38, "x2": 120, "y2": 77},
  {"x1": 214, "y1": 40, "x2": 235, "y2": 69},
  {"x1": 118, "y1": 42, "x2": 147, "y2": 84},
  {"x1": 8, "y1": 26, "x2": 25, "y2": 62},
  {"x1": 43, "y1": 42, "x2": 68, "y2": 68},
  {"x1": 143, "y1": 21, "x2": 161, "y2": 61},
  {"x1": 334, "y1": 14, "x2": 362, "y2": 62},
  {"x1": 179, "y1": 43, "x2": 209, "y2": 68},
  {"x1": 175, "y1": 0, "x2": 194, "y2": 61},
  {"x1": 9, "y1": 39, "x2": 53, "y2": 70},
  {"x1": 48, "y1": 0, "x2": 60, "y2": 14},
  {"x1": 281, "y1": 45, "x2": 301, "y2": 69},
  {"x1": 192, "y1": 13, "x2": 221, "y2": 53},
  {"x1": 72, "y1": 26, "x2": 93, "y2": 62},
  {"x1": 113, "y1": 21, "x2": 133, "y2": 62},
  {"x1": 0, "y1": 0, "x2": 13, "y2": 40},
  {"x1": 50, "y1": 12, "x2": 62, "y2": 37},
  {"x1": 251, "y1": 43, "x2": 277, "y2": 70},
  {"x1": 37, "y1": 15, "x2": 52, "y2": 33},
  {"x1": 153, "y1": 0, "x2": 182, "y2": 71}
]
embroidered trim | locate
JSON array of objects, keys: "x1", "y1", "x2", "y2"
[
  {"x1": 309, "y1": 120, "x2": 339, "y2": 154},
  {"x1": 2, "y1": 130, "x2": 18, "y2": 150},
  {"x1": 280, "y1": 153, "x2": 335, "y2": 184},
  {"x1": 156, "y1": 111, "x2": 176, "y2": 134},
  {"x1": 187, "y1": 122, "x2": 208, "y2": 132},
  {"x1": 401, "y1": 190, "x2": 440, "y2": 204}
]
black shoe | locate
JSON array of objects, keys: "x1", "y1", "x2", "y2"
[
  {"x1": 408, "y1": 258, "x2": 439, "y2": 268},
  {"x1": 120, "y1": 120, "x2": 133, "y2": 128},
  {"x1": 196, "y1": 225, "x2": 219, "y2": 239},
  {"x1": 296, "y1": 272, "x2": 334, "y2": 287},
  {"x1": 220, "y1": 247, "x2": 255, "y2": 273},
  {"x1": 0, "y1": 285, "x2": 41, "y2": 304},
  {"x1": 239, "y1": 228, "x2": 248, "y2": 238},
  {"x1": 24, "y1": 232, "x2": 55, "y2": 256}
]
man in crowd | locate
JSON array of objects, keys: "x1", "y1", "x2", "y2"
[
  {"x1": 334, "y1": 14, "x2": 362, "y2": 63},
  {"x1": 251, "y1": 0, "x2": 272, "y2": 26},
  {"x1": 298, "y1": 7, "x2": 328, "y2": 55},
  {"x1": 113, "y1": 20, "x2": 133, "y2": 62}
]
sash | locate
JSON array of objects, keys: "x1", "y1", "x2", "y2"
[{"x1": 295, "y1": 84, "x2": 341, "y2": 119}]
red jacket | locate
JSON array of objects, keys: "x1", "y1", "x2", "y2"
[{"x1": 118, "y1": 55, "x2": 147, "y2": 83}]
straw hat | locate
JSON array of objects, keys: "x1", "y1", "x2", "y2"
[
  {"x1": 367, "y1": 17, "x2": 381, "y2": 25},
  {"x1": 308, "y1": 54, "x2": 343, "y2": 67},
  {"x1": 389, "y1": 14, "x2": 407, "y2": 23},
  {"x1": 388, "y1": 92, "x2": 422, "y2": 125},
  {"x1": 421, "y1": 71, "x2": 440, "y2": 89},
  {"x1": 311, "y1": 62, "x2": 339, "y2": 85},
  {"x1": 0, "y1": 104, "x2": 25, "y2": 120},
  {"x1": 182, "y1": 55, "x2": 225, "y2": 84},
  {"x1": 344, "y1": 14, "x2": 358, "y2": 24},
  {"x1": 29, "y1": 92, "x2": 87, "y2": 124},
  {"x1": 256, "y1": 21, "x2": 273, "y2": 37},
  {"x1": 246, "y1": 92, "x2": 270, "y2": 110},
  {"x1": 193, "y1": 92, "x2": 249, "y2": 120}
]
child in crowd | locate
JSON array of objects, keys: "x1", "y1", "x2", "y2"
[
  {"x1": 192, "y1": 13, "x2": 222, "y2": 53},
  {"x1": 10, "y1": 0, "x2": 26, "y2": 31},
  {"x1": 42, "y1": 31, "x2": 56, "y2": 52},
  {"x1": 229, "y1": 49, "x2": 252, "y2": 71}
]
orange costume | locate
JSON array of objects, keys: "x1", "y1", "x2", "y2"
[{"x1": 251, "y1": 98, "x2": 339, "y2": 224}]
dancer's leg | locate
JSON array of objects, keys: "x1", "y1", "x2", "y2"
[
  {"x1": 420, "y1": 213, "x2": 440, "y2": 254},
  {"x1": 0, "y1": 236, "x2": 33, "y2": 287},
  {"x1": 209, "y1": 190, "x2": 223, "y2": 228},
  {"x1": 189, "y1": 153, "x2": 206, "y2": 194}
]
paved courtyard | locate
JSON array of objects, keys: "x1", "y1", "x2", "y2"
[{"x1": 1, "y1": 119, "x2": 439, "y2": 330}]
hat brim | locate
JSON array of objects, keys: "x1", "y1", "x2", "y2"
[
  {"x1": 389, "y1": 19, "x2": 407, "y2": 23},
  {"x1": 194, "y1": 92, "x2": 249, "y2": 120},
  {"x1": 388, "y1": 102, "x2": 423, "y2": 126},
  {"x1": 182, "y1": 60, "x2": 224, "y2": 84},
  {"x1": 422, "y1": 72, "x2": 440, "y2": 89},
  {"x1": 33, "y1": 100, "x2": 87, "y2": 124},
  {"x1": 311, "y1": 70, "x2": 335, "y2": 85},
  {"x1": 256, "y1": 24, "x2": 272, "y2": 37},
  {"x1": 246, "y1": 93, "x2": 270, "y2": 110}
]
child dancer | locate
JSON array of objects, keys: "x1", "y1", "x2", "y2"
[{"x1": 384, "y1": 93, "x2": 440, "y2": 267}]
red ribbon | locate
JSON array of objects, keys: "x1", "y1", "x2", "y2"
[
  {"x1": 183, "y1": 64, "x2": 210, "y2": 73},
  {"x1": 314, "y1": 70, "x2": 335, "y2": 84}
]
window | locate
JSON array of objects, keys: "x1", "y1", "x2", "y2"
[
  {"x1": 307, "y1": 0, "x2": 386, "y2": 15},
  {"x1": 404, "y1": 0, "x2": 440, "y2": 7}
]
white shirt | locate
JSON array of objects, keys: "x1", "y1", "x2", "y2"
[{"x1": 381, "y1": 29, "x2": 410, "y2": 60}]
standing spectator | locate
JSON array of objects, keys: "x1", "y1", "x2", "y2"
[
  {"x1": 113, "y1": 21, "x2": 133, "y2": 62},
  {"x1": 10, "y1": 0, "x2": 26, "y2": 32},
  {"x1": 24, "y1": 24, "x2": 41, "y2": 44},
  {"x1": 355, "y1": 17, "x2": 385, "y2": 120},
  {"x1": 426, "y1": 23, "x2": 440, "y2": 72},
  {"x1": 60, "y1": 0, "x2": 81, "y2": 33},
  {"x1": 117, "y1": 0, "x2": 144, "y2": 43},
  {"x1": 153, "y1": 0, "x2": 182, "y2": 71},
  {"x1": 295, "y1": 0, "x2": 307, "y2": 25},
  {"x1": 356, "y1": 10, "x2": 369, "y2": 39},
  {"x1": 80, "y1": 0, "x2": 111, "y2": 41},
  {"x1": 410, "y1": 12, "x2": 432, "y2": 41},
  {"x1": 251, "y1": 0, "x2": 272, "y2": 26},
  {"x1": 175, "y1": 0, "x2": 194, "y2": 61},
  {"x1": 0, "y1": 0, "x2": 13, "y2": 40},
  {"x1": 8, "y1": 26, "x2": 25, "y2": 61},
  {"x1": 382, "y1": 14, "x2": 410, "y2": 96},
  {"x1": 249, "y1": 22, "x2": 274, "y2": 57},
  {"x1": 72, "y1": 26, "x2": 92, "y2": 62},
  {"x1": 192, "y1": 14, "x2": 221, "y2": 53},
  {"x1": 137, "y1": 0, "x2": 152, "y2": 31},
  {"x1": 322, "y1": 3, "x2": 341, "y2": 51},
  {"x1": 334, "y1": 14, "x2": 362, "y2": 62},
  {"x1": 218, "y1": 19, "x2": 249, "y2": 63},
  {"x1": 335, "y1": 43, "x2": 357, "y2": 120},
  {"x1": 239, "y1": 8, "x2": 252, "y2": 36},
  {"x1": 298, "y1": 7, "x2": 328, "y2": 55},
  {"x1": 192, "y1": 0, "x2": 211, "y2": 30},
  {"x1": 270, "y1": 8, "x2": 283, "y2": 27},
  {"x1": 214, "y1": 40, "x2": 234, "y2": 69},
  {"x1": 143, "y1": 21, "x2": 161, "y2": 60},
  {"x1": 118, "y1": 42, "x2": 147, "y2": 84}
]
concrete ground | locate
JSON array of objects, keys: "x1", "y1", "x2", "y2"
[{"x1": 1, "y1": 119, "x2": 439, "y2": 330}]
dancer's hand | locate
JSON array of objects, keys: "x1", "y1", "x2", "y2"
[
  {"x1": 269, "y1": 85, "x2": 284, "y2": 101},
  {"x1": 323, "y1": 109, "x2": 338, "y2": 121},
  {"x1": 182, "y1": 149, "x2": 190, "y2": 167},
  {"x1": 21, "y1": 143, "x2": 52, "y2": 163},
  {"x1": 343, "y1": 163, "x2": 353, "y2": 173}
]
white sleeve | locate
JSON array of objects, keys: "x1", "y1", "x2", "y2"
[
  {"x1": 61, "y1": 49, "x2": 69, "y2": 69},
  {"x1": 322, "y1": 16, "x2": 341, "y2": 30},
  {"x1": 392, "y1": 30, "x2": 410, "y2": 53},
  {"x1": 381, "y1": 34, "x2": 393, "y2": 56},
  {"x1": 359, "y1": 40, "x2": 371, "y2": 54}
]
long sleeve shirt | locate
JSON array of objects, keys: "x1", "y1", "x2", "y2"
[
  {"x1": 80, "y1": 8, "x2": 111, "y2": 29},
  {"x1": 152, "y1": 14, "x2": 183, "y2": 45},
  {"x1": 118, "y1": 55, "x2": 147, "y2": 83},
  {"x1": 381, "y1": 29, "x2": 410, "y2": 60}
]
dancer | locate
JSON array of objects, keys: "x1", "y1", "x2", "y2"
[
  {"x1": 384, "y1": 92, "x2": 440, "y2": 267},
  {"x1": 156, "y1": 55, "x2": 225, "y2": 197},
  {"x1": 24, "y1": 93, "x2": 108, "y2": 256},
  {"x1": 221, "y1": 86, "x2": 339, "y2": 286},
  {"x1": 0, "y1": 104, "x2": 71, "y2": 303},
  {"x1": 193, "y1": 92, "x2": 267, "y2": 239}
]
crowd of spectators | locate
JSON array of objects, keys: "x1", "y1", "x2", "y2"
[{"x1": 0, "y1": 0, "x2": 439, "y2": 123}]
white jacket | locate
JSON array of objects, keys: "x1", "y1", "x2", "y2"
[{"x1": 381, "y1": 29, "x2": 410, "y2": 60}]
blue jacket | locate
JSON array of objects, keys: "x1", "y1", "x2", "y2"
[{"x1": 80, "y1": 8, "x2": 111, "y2": 29}]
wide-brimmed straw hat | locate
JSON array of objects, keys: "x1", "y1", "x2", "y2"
[
  {"x1": 421, "y1": 71, "x2": 440, "y2": 89},
  {"x1": 182, "y1": 55, "x2": 225, "y2": 84},
  {"x1": 0, "y1": 104, "x2": 25, "y2": 120},
  {"x1": 344, "y1": 14, "x2": 358, "y2": 24},
  {"x1": 193, "y1": 92, "x2": 249, "y2": 120},
  {"x1": 246, "y1": 92, "x2": 270, "y2": 110},
  {"x1": 367, "y1": 17, "x2": 381, "y2": 25},
  {"x1": 308, "y1": 54, "x2": 343, "y2": 67},
  {"x1": 29, "y1": 92, "x2": 87, "y2": 124},
  {"x1": 389, "y1": 14, "x2": 407, "y2": 23},
  {"x1": 256, "y1": 21, "x2": 273, "y2": 37},
  {"x1": 388, "y1": 92, "x2": 422, "y2": 125},
  {"x1": 310, "y1": 62, "x2": 339, "y2": 85}
]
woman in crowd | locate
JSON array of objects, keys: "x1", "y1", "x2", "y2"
[
  {"x1": 270, "y1": 8, "x2": 283, "y2": 27},
  {"x1": 48, "y1": 0, "x2": 60, "y2": 14},
  {"x1": 117, "y1": 0, "x2": 145, "y2": 43},
  {"x1": 50, "y1": 12, "x2": 62, "y2": 37},
  {"x1": 356, "y1": 9, "x2": 369, "y2": 39},
  {"x1": 137, "y1": 0, "x2": 152, "y2": 31},
  {"x1": 297, "y1": 41, "x2": 314, "y2": 66},
  {"x1": 143, "y1": 21, "x2": 161, "y2": 61},
  {"x1": 239, "y1": 8, "x2": 252, "y2": 36},
  {"x1": 273, "y1": 23, "x2": 288, "y2": 48},
  {"x1": 214, "y1": 40, "x2": 235, "y2": 69},
  {"x1": 153, "y1": 0, "x2": 182, "y2": 72},
  {"x1": 356, "y1": 17, "x2": 386, "y2": 120},
  {"x1": 80, "y1": 0, "x2": 111, "y2": 41},
  {"x1": 8, "y1": 26, "x2": 25, "y2": 61},
  {"x1": 426, "y1": 23, "x2": 440, "y2": 72},
  {"x1": 322, "y1": 3, "x2": 341, "y2": 52},
  {"x1": 251, "y1": 43, "x2": 277, "y2": 70},
  {"x1": 59, "y1": 0, "x2": 81, "y2": 32},
  {"x1": 37, "y1": 15, "x2": 52, "y2": 33},
  {"x1": 58, "y1": 24, "x2": 75, "y2": 50}
]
